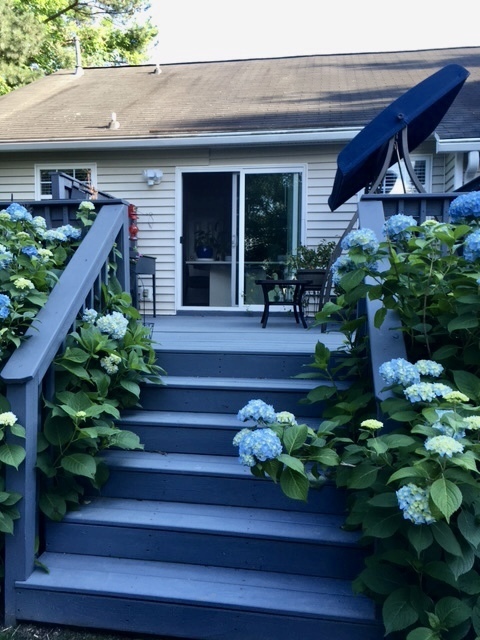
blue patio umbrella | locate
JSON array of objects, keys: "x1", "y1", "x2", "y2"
[{"x1": 328, "y1": 64, "x2": 470, "y2": 211}]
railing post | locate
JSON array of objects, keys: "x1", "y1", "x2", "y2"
[
  {"x1": 115, "y1": 205, "x2": 130, "y2": 293},
  {"x1": 4, "y1": 379, "x2": 40, "y2": 625},
  {"x1": 358, "y1": 199, "x2": 408, "y2": 419}
]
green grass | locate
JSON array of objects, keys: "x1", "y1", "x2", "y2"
[{"x1": 0, "y1": 623, "x2": 175, "y2": 640}]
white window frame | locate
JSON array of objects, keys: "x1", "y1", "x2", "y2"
[{"x1": 35, "y1": 163, "x2": 97, "y2": 200}]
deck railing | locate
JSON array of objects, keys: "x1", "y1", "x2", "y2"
[
  {"x1": 357, "y1": 193, "x2": 457, "y2": 417},
  {"x1": 361, "y1": 192, "x2": 459, "y2": 223},
  {"x1": 0, "y1": 199, "x2": 130, "y2": 623}
]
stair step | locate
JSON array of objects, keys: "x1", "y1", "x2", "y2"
[
  {"x1": 139, "y1": 376, "x2": 347, "y2": 416},
  {"x1": 16, "y1": 553, "x2": 383, "y2": 640},
  {"x1": 118, "y1": 410, "x2": 319, "y2": 455},
  {"x1": 99, "y1": 451, "x2": 347, "y2": 514},
  {"x1": 158, "y1": 349, "x2": 316, "y2": 378},
  {"x1": 46, "y1": 497, "x2": 365, "y2": 578}
]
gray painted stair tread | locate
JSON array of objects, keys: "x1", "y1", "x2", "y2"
[
  {"x1": 66, "y1": 497, "x2": 355, "y2": 544},
  {"x1": 158, "y1": 376, "x2": 346, "y2": 391},
  {"x1": 118, "y1": 410, "x2": 319, "y2": 428},
  {"x1": 102, "y1": 451, "x2": 254, "y2": 476},
  {"x1": 25, "y1": 553, "x2": 375, "y2": 622}
]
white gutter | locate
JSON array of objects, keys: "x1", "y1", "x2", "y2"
[
  {"x1": 435, "y1": 134, "x2": 480, "y2": 153},
  {"x1": 0, "y1": 127, "x2": 362, "y2": 153}
]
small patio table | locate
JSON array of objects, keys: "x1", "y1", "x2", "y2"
[{"x1": 255, "y1": 279, "x2": 312, "y2": 329}]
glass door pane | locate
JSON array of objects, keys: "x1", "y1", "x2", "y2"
[
  {"x1": 242, "y1": 172, "x2": 302, "y2": 306},
  {"x1": 182, "y1": 172, "x2": 235, "y2": 307}
]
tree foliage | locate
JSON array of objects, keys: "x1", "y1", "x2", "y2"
[{"x1": 0, "y1": 0, "x2": 157, "y2": 94}]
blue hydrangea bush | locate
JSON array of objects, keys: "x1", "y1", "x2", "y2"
[
  {"x1": 0, "y1": 201, "x2": 163, "y2": 523},
  {"x1": 38, "y1": 271, "x2": 163, "y2": 521},
  {"x1": 233, "y1": 192, "x2": 480, "y2": 639}
]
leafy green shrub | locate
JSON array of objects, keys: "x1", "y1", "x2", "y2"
[
  {"x1": 38, "y1": 282, "x2": 163, "y2": 520},
  {"x1": 0, "y1": 200, "x2": 162, "y2": 526},
  {"x1": 0, "y1": 203, "x2": 84, "y2": 359},
  {"x1": 233, "y1": 192, "x2": 480, "y2": 639}
]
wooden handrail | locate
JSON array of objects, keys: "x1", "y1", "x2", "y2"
[{"x1": 2, "y1": 200, "x2": 129, "y2": 624}]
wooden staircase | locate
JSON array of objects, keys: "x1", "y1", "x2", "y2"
[{"x1": 13, "y1": 333, "x2": 383, "y2": 639}]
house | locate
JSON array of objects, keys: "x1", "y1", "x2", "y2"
[
  {"x1": 1, "y1": 49, "x2": 478, "y2": 639},
  {"x1": 0, "y1": 46, "x2": 479, "y2": 315}
]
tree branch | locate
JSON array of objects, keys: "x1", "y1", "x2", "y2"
[{"x1": 43, "y1": 1, "x2": 96, "y2": 22}]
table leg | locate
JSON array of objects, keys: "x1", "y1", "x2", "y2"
[
  {"x1": 261, "y1": 301, "x2": 270, "y2": 328},
  {"x1": 295, "y1": 285, "x2": 308, "y2": 329}
]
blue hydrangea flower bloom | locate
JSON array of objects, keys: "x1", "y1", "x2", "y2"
[
  {"x1": 21, "y1": 245, "x2": 39, "y2": 258},
  {"x1": 424, "y1": 435, "x2": 464, "y2": 457},
  {"x1": 404, "y1": 382, "x2": 453, "y2": 403},
  {"x1": 0, "y1": 294, "x2": 12, "y2": 320},
  {"x1": 449, "y1": 191, "x2": 480, "y2": 223},
  {"x1": 341, "y1": 228, "x2": 379, "y2": 254},
  {"x1": 379, "y1": 358, "x2": 420, "y2": 387},
  {"x1": 463, "y1": 229, "x2": 480, "y2": 262},
  {"x1": 232, "y1": 428, "x2": 252, "y2": 447},
  {"x1": 235, "y1": 427, "x2": 282, "y2": 466},
  {"x1": 43, "y1": 229, "x2": 68, "y2": 242},
  {"x1": 237, "y1": 399, "x2": 277, "y2": 425},
  {"x1": 396, "y1": 483, "x2": 435, "y2": 525},
  {"x1": 414, "y1": 360, "x2": 444, "y2": 378},
  {"x1": 383, "y1": 214, "x2": 417, "y2": 241},
  {"x1": 6, "y1": 203, "x2": 32, "y2": 222},
  {"x1": 57, "y1": 224, "x2": 82, "y2": 240},
  {"x1": 431, "y1": 409, "x2": 465, "y2": 440},
  {"x1": 330, "y1": 254, "x2": 357, "y2": 285},
  {"x1": 0, "y1": 244, "x2": 13, "y2": 269}
]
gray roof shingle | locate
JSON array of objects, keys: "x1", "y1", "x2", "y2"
[{"x1": 0, "y1": 47, "x2": 479, "y2": 144}]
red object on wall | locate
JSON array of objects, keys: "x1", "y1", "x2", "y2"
[{"x1": 128, "y1": 204, "x2": 139, "y2": 240}]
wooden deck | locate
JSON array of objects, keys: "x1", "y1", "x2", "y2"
[{"x1": 148, "y1": 313, "x2": 345, "y2": 355}]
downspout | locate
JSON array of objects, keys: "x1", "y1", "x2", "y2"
[{"x1": 464, "y1": 150, "x2": 480, "y2": 183}]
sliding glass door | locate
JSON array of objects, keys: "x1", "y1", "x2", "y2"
[
  {"x1": 181, "y1": 168, "x2": 303, "y2": 309},
  {"x1": 239, "y1": 170, "x2": 302, "y2": 306}
]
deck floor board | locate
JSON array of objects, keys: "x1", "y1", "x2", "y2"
[{"x1": 148, "y1": 313, "x2": 343, "y2": 354}]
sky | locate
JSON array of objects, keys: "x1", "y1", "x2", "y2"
[{"x1": 145, "y1": 0, "x2": 479, "y2": 65}]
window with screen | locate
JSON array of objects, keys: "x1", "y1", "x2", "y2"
[
  {"x1": 36, "y1": 165, "x2": 96, "y2": 199},
  {"x1": 375, "y1": 157, "x2": 430, "y2": 194}
]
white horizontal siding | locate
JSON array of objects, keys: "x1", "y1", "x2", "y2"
[
  {"x1": 0, "y1": 160, "x2": 36, "y2": 201},
  {"x1": 0, "y1": 141, "x2": 452, "y2": 314}
]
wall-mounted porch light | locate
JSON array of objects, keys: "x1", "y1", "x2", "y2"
[{"x1": 142, "y1": 169, "x2": 163, "y2": 186}]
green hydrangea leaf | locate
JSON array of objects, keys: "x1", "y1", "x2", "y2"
[
  {"x1": 406, "y1": 628, "x2": 440, "y2": 640},
  {"x1": 279, "y1": 467, "x2": 309, "y2": 502},
  {"x1": 283, "y1": 424, "x2": 308, "y2": 454},
  {"x1": 408, "y1": 525, "x2": 434, "y2": 556},
  {"x1": 431, "y1": 521, "x2": 462, "y2": 557},
  {"x1": 60, "y1": 453, "x2": 97, "y2": 479},
  {"x1": 430, "y1": 477, "x2": 462, "y2": 522},
  {"x1": 347, "y1": 463, "x2": 378, "y2": 489},
  {"x1": 435, "y1": 596, "x2": 471, "y2": 627},
  {"x1": 0, "y1": 443, "x2": 26, "y2": 469},
  {"x1": 39, "y1": 492, "x2": 67, "y2": 522},
  {"x1": 382, "y1": 587, "x2": 419, "y2": 634}
]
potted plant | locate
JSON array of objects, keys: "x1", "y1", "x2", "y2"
[
  {"x1": 286, "y1": 241, "x2": 336, "y2": 285},
  {"x1": 194, "y1": 227, "x2": 217, "y2": 259}
]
